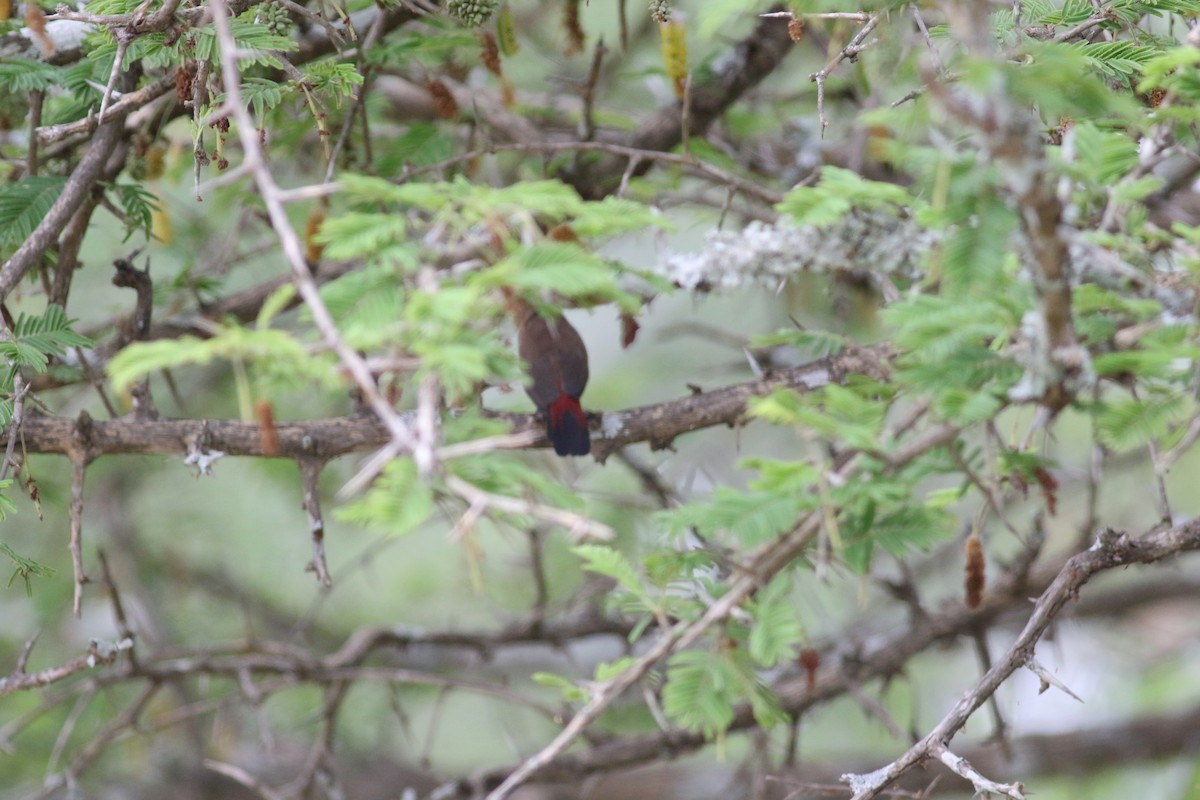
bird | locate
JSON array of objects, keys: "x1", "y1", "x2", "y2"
[{"x1": 510, "y1": 296, "x2": 591, "y2": 456}]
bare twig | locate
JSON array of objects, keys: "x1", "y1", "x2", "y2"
[
  {"x1": 97, "y1": 36, "x2": 129, "y2": 122},
  {"x1": 68, "y1": 455, "x2": 88, "y2": 617},
  {"x1": 443, "y1": 474, "x2": 613, "y2": 542},
  {"x1": 932, "y1": 743, "x2": 1025, "y2": 800},
  {"x1": 579, "y1": 37, "x2": 608, "y2": 144},
  {"x1": 204, "y1": 760, "x2": 289, "y2": 800},
  {"x1": 0, "y1": 374, "x2": 28, "y2": 482},
  {"x1": 0, "y1": 638, "x2": 132, "y2": 698},
  {"x1": 27, "y1": 90, "x2": 43, "y2": 175},
  {"x1": 97, "y1": 551, "x2": 139, "y2": 671},
  {"x1": 1025, "y1": 656, "x2": 1083, "y2": 703},
  {"x1": 299, "y1": 457, "x2": 333, "y2": 587},
  {"x1": 810, "y1": 13, "x2": 882, "y2": 135},
  {"x1": 35, "y1": 74, "x2": 175, "y2": 147}
]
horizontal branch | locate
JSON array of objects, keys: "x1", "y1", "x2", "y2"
[
  {"x1": 0, "y1": 638, "x2": 132, "y2": 698},
  {"x1": 9, "y1": 344, "x2": 896, "y2": 462}
]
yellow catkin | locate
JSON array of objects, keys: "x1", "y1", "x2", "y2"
[
  {"x1": 659, "y1": 17, "x2": 687, "y2": 100},
  {"x1": 150, "y1": 190, "x2": 173, "y2": 244},
  {"x1": 496, "y1": 4, "x2": 519, "y2": 56}
]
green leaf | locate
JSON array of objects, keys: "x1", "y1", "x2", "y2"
[
  {"x1": 1111, "y1": 175, "x2": 1165, "y2": 204},
  {"x1": 751, "y1": 329, "x2": 845, "y2": 358},
  {"x1": 749, "y1": 385, "x2": 887, "y2": 451},
  {"x1": 662, "y1": 650, "x2": 736, "y2": 737},
  {"x1": 1095, "y1": 391, "x2": 1191, "y2": 451},
  {"x1": 299, "y1": 60, "x2": 364, "y2": 100},
  {"x1": 594, "y1": 655, "x2": 638, "y2": 682},
  {"x1": 1, "y1": 541, "x2": 57, "y2": 597},
  {"x1": 0, "y1": 306, "x2": 92, "y2": 374},
  {"x1": 573, "y1": 544, "x2": 644, "y2": 596},
  {"x1": 107, "y1": 326, "x2": 321, "y2": 393},
  {"x1": 480, "y1": 242, "x2": 619, "y2": 300},
  {"x1": 747, "y1": 575, "x2": 805, "y2": 667},
  {"x1": 532, "y1": 672, "x2": 587, "y2": 702},
  {"x1": 662, "y1": 488, "x2": 805, "y2": 545},
  {"x1": 336, "y1": 459, "x2": 435, "y2": 534},
  {"x1": 112, "y1": 183, "x2": 161, "y2": 242},
  {"x1": 777, "y1": 166, "x2": 911, "y2": 225},
  {"x1": 0, "y1": 177, "x2": 68, "y2": 251},
  {"x1": 0, "y1": 59, "x2": 59, "y2": 93},
  {"x1": 315, "y1": 213, "x2": 411, "y2": 261},
  {"x1": 242, "y1": 77, "x2": 287, "y2": 118},
  {"x1": 1065, "y1": 123, "x2": 1140, "y2": 186},
  {"x1": 257, "y1": 284, "x2": 298, "y2": 329},
  {"x1": 190, "y1": 19, "x2": 297, "y2": 65},
  {"x1": 841, "y1": 502, "x2": 955, "y2": 573},
  {"x1": 567, "y1": 196, "x2": 672, "y2": 237}
]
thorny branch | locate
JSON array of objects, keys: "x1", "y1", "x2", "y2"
[
  {"x1": 206, "y1": 0, "x2": 427, "y2": 477},
  {"x1": 5, "y1": 344, "x2": 898, "y2": 461},
  {"x1": 843, "y1": 523, "x2": 1200, "y2": 799},
  {"x1": 3, "y1": 2, "x2": 1200, "y2": 799}
]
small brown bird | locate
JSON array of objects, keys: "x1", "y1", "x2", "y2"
[{"x1": 511, "y1": 297, "x2": 591, "y2": 456}]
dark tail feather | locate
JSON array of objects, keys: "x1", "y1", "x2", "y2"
[{"x1": 547, "y1": 394, "x2": 590, "y2": 456}]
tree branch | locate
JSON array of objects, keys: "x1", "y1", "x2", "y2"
[
  {"x1": 7, "y1": 344, "x2": 895, "y2": 461},
  {"x1": 842, "y1": 523, "x2": 1200, "y2": 799},
  {"x1": 0, "y1": 118, "x2": 127, "y2": 301}
]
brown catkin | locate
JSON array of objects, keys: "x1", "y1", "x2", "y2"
[
  {"x1": 799, "y1": 648, "x2": 820, "y2": 692},
  {"x1": 964, "y1": 534, "x2": 985, "y2": 609},
  {"x1": 620, "y1": 313, "x2": 641, "y2": 349},
  {"x1": 257, "y1": 399, "x2": 279, "y2": 457},
  {"x1": 564, "y1": 0, "x2": 585, "y2": 56},
  {"x1": 787, "y1": 16, "x2": 805, "y2": 42},
  {"x1": 427, "y1": 79, "x2": 459, "y2": 119},
  {"x1": 1032, "y1": 466, "x2": 1059, "y2": 516},
  {"x1": 304, "y1": 204, "x2": 326, "y2": 266},
  {"x1": 480, "y1": 32, "x2": 502, "y2": 76}
]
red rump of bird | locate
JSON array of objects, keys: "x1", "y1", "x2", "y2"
[{"x1": 512, "y1": 298, "x2": 591, "y2": 456}]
